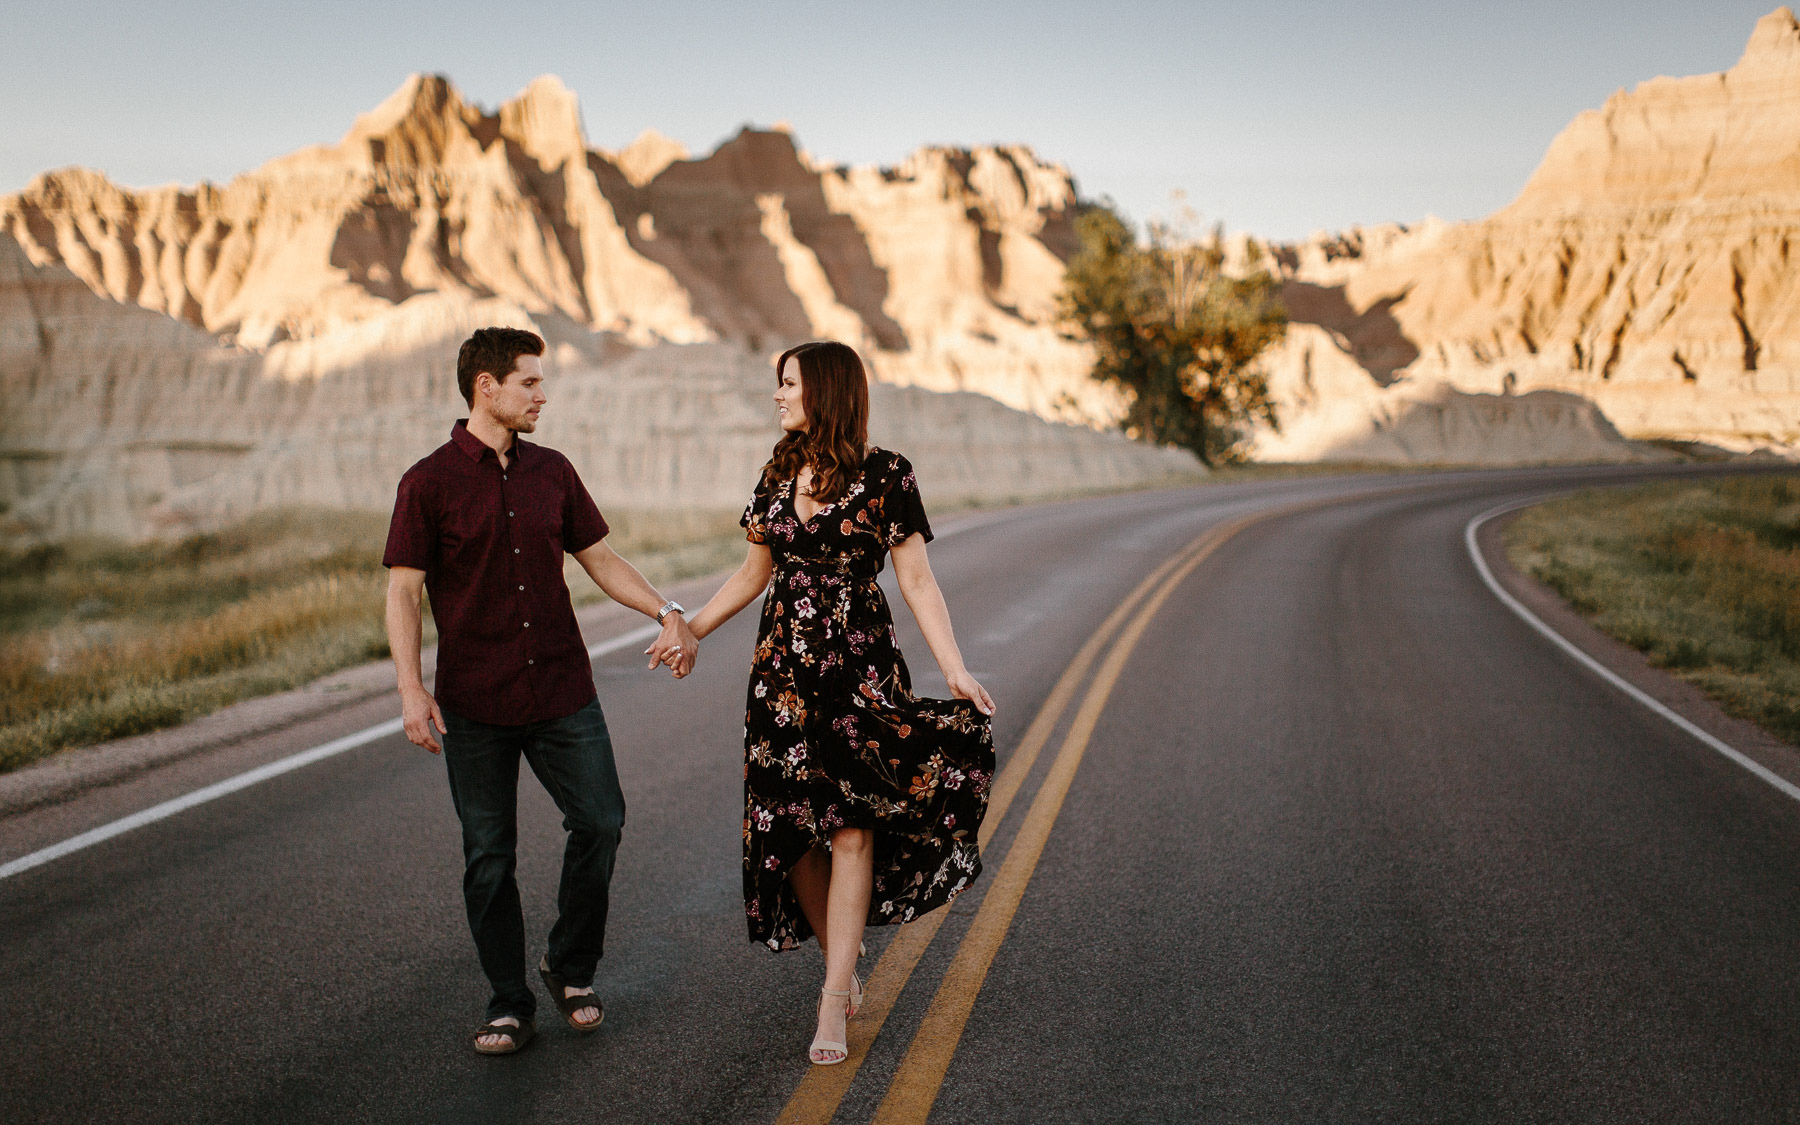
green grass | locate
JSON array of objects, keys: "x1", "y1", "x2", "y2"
[
  {"x1": 1504, "y1": 474, "x2": 1800, "y2": 745},
  {"x1": 0, "y1": 507, "x2": 747, "y2": 774}
]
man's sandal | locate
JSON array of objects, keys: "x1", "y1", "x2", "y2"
[
  {"x1": 472, "y1": 1018, "x2": 534, "y2": 1055},
  {"x1": 539, "y1": 955, "x2": 604, "y2": 1032}
]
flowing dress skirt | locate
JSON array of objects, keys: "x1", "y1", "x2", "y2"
[{"x1": 739, "y1": 450, "x2": 995, "y2": 950}]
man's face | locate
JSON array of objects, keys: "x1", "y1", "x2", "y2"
[{"x1": 482, "y1": 354, "x2": 546, "y2": 432}]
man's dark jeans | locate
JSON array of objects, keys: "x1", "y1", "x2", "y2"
[{"x1": 441, "y1": 697, "x2": 624, "y2": 1022}]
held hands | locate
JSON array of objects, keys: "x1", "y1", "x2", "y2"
[
  {"x1": 645, "y1": 613, "x2": 700, "y2": 678},
  {"x1": 401, "y1": 686, "x2": 448, "y2": 753},
  {"x1": 945, "y1": 667, "x2": 995, "y2": 717}
]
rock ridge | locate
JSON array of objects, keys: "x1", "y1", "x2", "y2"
[
  {"x1": 1256, "y1": 6, "x2": 1800, "y2": 459},
  {"x1": 8, "y1": 11, "x2": 1799, "y2": 535},
  {"x1": 1, "y1": 73, "x2": 1099, "y2": 416}
]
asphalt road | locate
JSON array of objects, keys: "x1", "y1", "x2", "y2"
[{"x1": 3, "y1": 465, "x2": 1797, "y2": 1124}]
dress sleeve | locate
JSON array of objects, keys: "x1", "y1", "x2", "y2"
[
  {"x1": 879, "y1": 454, "x2": 933, "y2": 548},
  {"x1": 741, "y1": 473, "x2": 773, "y2": 544}
]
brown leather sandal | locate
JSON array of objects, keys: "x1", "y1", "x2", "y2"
[
  {"x1": 539, "y1": 955, "x2": 604, "y2": 1032},
  {"x1": 472, "y1": 1018, "x2": 534, "y2": 1055}
]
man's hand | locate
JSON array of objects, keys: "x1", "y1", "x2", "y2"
[
  {"x1": 402, "y1": 686, "x2": 448, "y2": 753},
  {"x1": 646, "y1": 614, "x2": 700, "y2": 678}
]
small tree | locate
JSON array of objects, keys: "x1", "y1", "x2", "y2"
[{"x1": 1058, "y1": 203, "x2": 1287, "y2": 465}]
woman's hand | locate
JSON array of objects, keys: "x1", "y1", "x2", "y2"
[
  {"x1": 646, "y1": 615, "x2": 698, "y2": 678},
  {"x1": 945, "y1": 667, "x2": 995, "y2": 716}
]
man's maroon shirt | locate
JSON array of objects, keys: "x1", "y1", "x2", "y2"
[{"x1": 383, "y1": 420, "x2": 609, "y2": 725}]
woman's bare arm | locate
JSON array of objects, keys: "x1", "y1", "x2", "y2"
[
  {"x1": 679, "y1": 543, "x2": 776, "y2": 644},
  {"x1": 890, "y1": 534, "x2": 994, "y2": 715}
]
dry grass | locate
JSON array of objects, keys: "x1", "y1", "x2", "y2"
[
  {"x1": 1505, "y1": 474, "x2": 1800, "y2": 744},
  {"x1": 0, "y1": 507, "x2": 747, "y2": 774},
  {"x1": 0, "y1": 464, "x2": 1483, "y2": 775}
]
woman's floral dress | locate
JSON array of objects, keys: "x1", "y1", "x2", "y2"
[{"x1": 739, "y1": 449, "x2": 994, "y2": 950}]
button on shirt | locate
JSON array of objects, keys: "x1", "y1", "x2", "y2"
[{"x1": 383, "y1": 420, "x2": 609, "y2": 725}]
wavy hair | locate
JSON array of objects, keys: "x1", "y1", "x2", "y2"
[{"x1": 762, "y1": 340, "x2": 870, "y2": 505}]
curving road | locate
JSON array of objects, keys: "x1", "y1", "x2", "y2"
[{"x1": 3, "y1": 465, "x2": 1798, "y2": 1124}]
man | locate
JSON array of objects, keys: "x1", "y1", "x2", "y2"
[{"x1": 383, "y1": 326, "x2": 698, "y2": 1055}]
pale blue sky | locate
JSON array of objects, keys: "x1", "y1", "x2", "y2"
[{"x1": 0, "y1": 1, "x2": 1781, "y2": 239}]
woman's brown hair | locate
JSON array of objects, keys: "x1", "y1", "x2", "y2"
[{"x1": 763, "y1": 340, "x2": 870, "y2": 505}]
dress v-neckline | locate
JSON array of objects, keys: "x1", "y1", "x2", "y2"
[
  {"x1": 788, "y1": 448, "x2": 871, "y2": 525},
  {"x1": 789, "y1": 448, "x2": 877, "y2": 526},
  {"x1": 790, "y1": 475, "x2": 834, "y2": 526}
]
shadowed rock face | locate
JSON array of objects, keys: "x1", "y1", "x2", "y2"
[
  {"x1": 1265, "y1": 7, "x2": 1800, "y2": 457},
  {"x1": 0, "y1": 231, "x2": 1196, "y2": 541},
  {"x1": 0, "y1": 135, "x2": 1190, "y2": 540},
  {"x1": 6, "y1": 10, "x2": 1797, "y2": 533},
  {"x1": 0, "y1": 73, "x2": 1188, "y2": 540},
  {"x1": 0, "y1": 73, "x2": 1097, "y2": 418}
]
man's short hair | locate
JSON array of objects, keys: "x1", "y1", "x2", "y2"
[{"x1": 457, "y1": 327, "x2": 545, "y2": 407}]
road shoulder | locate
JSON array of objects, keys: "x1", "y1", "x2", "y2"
[
  {"x1": 1477, "y1": 508, "x2": 1800, "y2": 792},
  {"x1": 0, "y1": 587, "x2": 669, "y2": 820}
]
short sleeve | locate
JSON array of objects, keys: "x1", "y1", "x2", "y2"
[
  {"x1": 879, "y1": 454, "x2": 933, "y2": 548},
  {"x1": 741, "y1": 474, "x2": 773, "y2": 544},
  {"x1": 382, "y1": 469, "x2": 437, "y2": 570},
  {"x1": 561, "y1": 459, "x2": 609, "y2": 553}
]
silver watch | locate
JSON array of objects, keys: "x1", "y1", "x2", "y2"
[{"x1": 655, "y1": 600, "x2": 685, "y2": 625}]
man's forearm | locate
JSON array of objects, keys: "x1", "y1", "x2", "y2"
[
  {"x1": 385, "y1": 587, "x2": 428, "y2": 693},
  {"x1": 583, "y1": 549, "x2": 670, "y2": 619}
]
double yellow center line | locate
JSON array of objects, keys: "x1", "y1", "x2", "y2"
[{"x1": 778, "y1": 502, "x2": 1299, "y2": 1125}]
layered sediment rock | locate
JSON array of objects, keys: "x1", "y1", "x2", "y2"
[
  {"x1": 1263, "y1": 8, "x2": 1800, "y2": 457},
  {"x1": 0, "y1": 73, "x2": 1105, "y2": 418},
  {"x1": 0, "y1": 230, "x2": 1190, "y2": 541},
  {"x1": 0, "y1": 74, "x2": 1182, "y2": 540},
  {"x1": 9, "y1": 8, "x2": 1798, "y2": 533},
  {"x1": 1249, "y1": 324, "x2": 1645, "y2": 464}
]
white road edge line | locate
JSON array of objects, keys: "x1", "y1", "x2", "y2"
[
  {"x1": 1466, "y1": 497, "x2": 1800, "y2": 806},
  {"x1": 0, "y1": 623, "x2": 664, "y2": 883}
]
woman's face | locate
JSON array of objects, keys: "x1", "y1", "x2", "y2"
[{"x1": 774, "y1": 357, "x2": 808, "y2": 432}]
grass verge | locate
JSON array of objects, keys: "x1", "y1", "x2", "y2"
[
  {"x1": 0, "y1": 507, "x2": 747, "y2": 774},
  {"x1": 1504, "y1": 474, "x2": 1800, "y2": 745}
]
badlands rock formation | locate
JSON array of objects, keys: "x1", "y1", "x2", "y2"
[
  {"x1": 1257, "y1": 7, "x2": 1800, "y2": 458},
  {"x1": 0, "y1": 229, "x2": 1191, "y2": 541},
  {"x1": 0, "y1": 74, "x2": 1102, "y2": 419},
  {"x1": 8, "y1": 6, "x2": 1796, "y2": 535},
  {"x1": 1250, "y1": 322, "x2": 1645, "y2": 464},
  {"x1": 0, "y1": 76, "x2": 1185, "y2": 540}
]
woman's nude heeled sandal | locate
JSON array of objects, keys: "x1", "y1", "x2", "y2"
[{"x1": 809, "y1": 988, "x2": 853, "y2": 1066}]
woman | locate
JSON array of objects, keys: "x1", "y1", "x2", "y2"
[{"x1": 675, "y1": 340, "x2": 995, "y2": 1066}]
